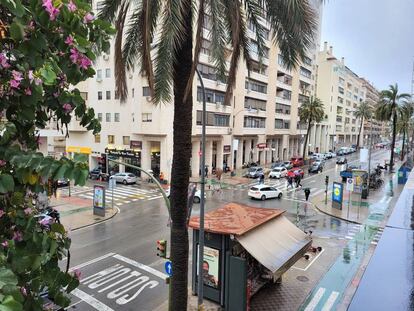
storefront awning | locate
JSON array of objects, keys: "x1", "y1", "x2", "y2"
[{"x1": 236, "y1": 216, "x2": 311, "y2": 274}]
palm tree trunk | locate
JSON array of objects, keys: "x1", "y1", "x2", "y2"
[
  {"x1": 357, "y1": 116, "x2": 363, "y2": 149},
  {"x1": 170, "y1": 4, "x2": 192, "y2": 310},
  {"x1": 302, "y1": 120, "x2": 312, "y2": 160},
  {"x1": 390, "y1": 109, "x2": 397, "y2": 172},
  {"x1": 401, "y1": 129, "x2": 406, "y2": 161}
]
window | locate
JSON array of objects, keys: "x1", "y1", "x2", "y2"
[
  {"x1": 338, "y1": 87, "x2": 344, "y2": 95},
  {"x1": 196, "y1": 111, "x2": 230, "y2": 127},
  {"x1": 353, "y1": 95, "x2": 358, "y2": 101},
  {"x1": 105, "y1": 68, "x2": 111, "y2": 78},
  {"x1": 98, "y1": 91, "x2": 102, "y2": 100},
  {"x1": 123, "y1": 136, "x2": 130, "y2": 145},
  {"x1": 245, "y1": 97, "x2": 266, "y2": 111},
  {"x1": 106, "y1": 91, "x2": 111, "y2": 100},
  {"x1": 244, "y1": 116, "x2": 265, "y2": 128},
  {"x1": 338, "y1": 97, "x2": 344, "y2": 104},
  {"x1": 94, "y1": 134, "x2": 101, "y2": 143},
  {"x1": 201, "y1": 39, "x2": 211, "y2": 56},
  {"x1": 197, "y1": 63, "x2": 227, "y2": 82},
  {"x1": 250, "y1": 40, "x2": 269, "y2": 59},
  {"x1": 96, "y1": 69, "x2": 102, "y2": 80},
  {"x1": 114, "y1": 113, "x2": 120, "y2": 122},
  {"x1": 108, "y1": 135, "x2": 115, "y2": 144},
  {"x1": 278, "y1": 54, "x2": 286, "y2": 66},
  {"x1": 274, "y1": 119, "x2": 289, "y2": 129},
  {"x1": 106, "y1": 113, "x2": 111, "y2": 122},
  {"x1": 245, "y1": 79, "x2": 267, "y2": 94},
  {"x1": 277, "y1": 72, "x2": 292, "y2": 85},
  {"x1": 303, "y1": 56, "x2": 312, "y2": 66},
  {"x1": 97, "y1": 113, "x2": 102, "y2": 122},
  {"x1": 339, "y1": 77, "x2": 345, "y2": 85},
  {"x1": 275, "y1": 103, "x2": 291, "y2": 115},
  {"x1": 132, "y1": 88, "x2": 135, "y2": 98},
  {"x1": 115, "y1": 90, "x2": 119, "y2": 100},
  {"x1": 336, "y1": 116, "x2": 342, "y2": 122},
  {"x1": 298, "y1": 94, "x2": 309, "y2": 104},
  {"x1": 277, "y1": 88, "x2": 291, "y2": 100},
  {"x1": 299, "y1": 67, "x2": 311, "y2": 78},
  {"x1": 142, "y1": 113, "x2": 152, "y2": 122},
  {"x1": 142, "y1": 87, "x2": 151, "y2": 97},
  {"x1": 250, "y1": 61, "x2": 268, "y2": 76},
  {"x1": 347, "y1": 91, "x2": 352, "y2": 98},
  {"x1": 197, "y1": 87, "x2": 227, "y2": 105}
]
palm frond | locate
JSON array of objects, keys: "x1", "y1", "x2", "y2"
[
  {"x1": 114, "y1": 1, "x2": 130, "y2": 102},
  {"x1": 244, "y1": 0, "x2": 266, "y2": 62},
  {"x1": 184, "y1": 0, "x2": 206, "y2": 101},
  {"x1": 97, "y1": 0, "x2": 124, "y2": 23},
  {"x1": 298, "y1": 96, "x2": 324, "y2": 123},
  {"x1": 209, "y1": 0, "x2": 228, "y2": 81},
  {"x1": 153, "y1": 0, "x2": 187, "y2": 104},
  {"x1": 265, "y1": 0, "x2": 317, "y2": 69}
]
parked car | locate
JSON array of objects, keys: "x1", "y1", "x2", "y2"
[
  {"x1": 269, "y1": 167, "x2": 288, "y2": 179},
  {"x1": 324, "y1": 152, "x2": 332, "y2": 159},
  {"x1": 271, "y1": 162, "x2": 285, "y2": 169},
  {"x1": 308, "y1": 161, "x2": 323, "y2": 174},
  {"x1": 288, "y1": 168, "x2": 304, "y2": 178},
  {"x1": 248, "y1": 184, "x2": 283, "y2": 200},
  {"x1": 328, "y1": 151, "x2": 337, "y2": 158},
  {"x1": 283, "y1": 161, "x2": 293, "y2": 170},
  {"x1": 336, "y1": 157, "x2": 347, "y2": 164},
  {"x1": 165, "y1": 188, "x2": 205, "y2": 203},
  {"x1": 245, "y1": 167, "x2": 264, "y2": 178},
  {"x1": 290, "y1": 157, "x2": 304, "y2": 167},
  {"x1": 109, "y1": 173, "x2": 138, "y2": 185},
  {"x1": 349, "y1": 147, "x2": 356, "y2": 153},
  {"x1": 89, "y1": 168, "x2": 103, "y2": 179},
  {"x1": 57, "y1": 179, "x2": 69, "y2": 187}
]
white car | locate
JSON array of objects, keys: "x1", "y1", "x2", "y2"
[
  {"x1": 269, "y1": 167, "x2": 288, "y2": 179},
  {"x1": 109, "y1": 173, "x2": 137, "y2": 185},
  {"x1": 248, "y1": 184, "x2": 283, "y2": 201},
  {"x1": 165, "y1": 188, "x2": 205, "y2": 203}
]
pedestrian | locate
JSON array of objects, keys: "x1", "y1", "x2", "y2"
[
  {"x1": 304, "y1": 188, "x2": 311, "y2": 201},
  {"x1": 296, "y1": 175, "x2": 302, "y2": 188},
  {"x1": 205, "y1": 166, "x2": 208, "y2": 177},
  {"x1": 287, "y1": 177, "x2": 293, "y2": 189},
  {"x1": 260, "y1": 174, "x2": 265, "y2": 184}
]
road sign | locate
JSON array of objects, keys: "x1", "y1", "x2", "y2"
[
  {"x1": 165, "y1": 261, "x2": 172, "y2": 276},
  {"x1": 346, "y1": 178, "x2": 354, "y2": 191}
]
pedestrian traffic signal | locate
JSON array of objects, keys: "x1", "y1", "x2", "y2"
[
  {"x1": 325, "y1": 176, "x2": 329, "y2": 185},
  {"x1": 157, "y1": 240, "x2": 167, "y2": 258}
]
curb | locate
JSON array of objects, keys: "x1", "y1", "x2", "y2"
[{"x1": 70, "y1": 207, "x2": 120, "y2": 231}]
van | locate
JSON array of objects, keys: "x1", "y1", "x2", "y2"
[{"x1": 290, "y1": 157, "x2": 304, "y2": 167}]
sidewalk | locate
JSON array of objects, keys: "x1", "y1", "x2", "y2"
[{"x1": 50, "y1": 195, "x2": 118, "y2": 231}]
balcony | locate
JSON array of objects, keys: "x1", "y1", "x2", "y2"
[{"x1": 68, "y1": 118, "x2": 87, "y2": 132}]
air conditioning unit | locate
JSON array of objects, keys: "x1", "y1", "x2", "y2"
[
  {"x1": 227, "y1": 128, "x2": 233, "y2": 134},
  {"x1": 103, "y1": 54, "x2": 109, "y2": 61},
  {"x1": 128, "y1": 73, "x2": 133, "y2": 79}
]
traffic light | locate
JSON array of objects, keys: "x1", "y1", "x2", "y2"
[
  {"x1": 325, "y1": 176, "x2": 329, "y2": 185},
  {"x1": 157, "y1": 240, "x2": 167, "y2": 258}
]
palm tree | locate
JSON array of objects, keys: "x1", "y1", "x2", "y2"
[
  {"x1": 98, "y1": 1, "x2": 317, "y2": 308},
  {"x1": 298, "y1": 96, "x2": 324, "y2": 160},
  {"x1": 376, "y1": 84, "x2": 410, "y2": 171},
  {"x1": 354, "y1": 101, "x2": 372, "y2": 149},
  {"x1": 397, "y1": 102, "x2": 414, "y2": 160}
]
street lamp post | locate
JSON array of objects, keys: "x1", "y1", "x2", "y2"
[
  {"x1": 231, "y1": 106, "x2": 253, "y2": 170},
  {"x1": 195, "y1": 68, "x2": 206, "y2": 308},
  {"x1": 367, "y1": 118, "x2": 373, "y2": 196}
]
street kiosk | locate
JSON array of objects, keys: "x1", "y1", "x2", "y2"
[{"x1": 189, "y1": 203, "x2": 312, "y2": 310}]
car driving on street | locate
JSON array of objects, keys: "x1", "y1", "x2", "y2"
[
  {"x1": 245, "y1": 167, "x2": 264, "y2": 178},
  {"x1": 269, "y1": 167, "x2": 288, "y2": 179},
  {"x1": 308, "y1": 161, "x2": 323, "y2": 174},
  {"x1": 109, "y1": 172, "x2": 138, "y2": 185},
  {"x1": 248, "y1": 184, "x2": 283, "y2": 200},
  {"x1": 336, "y1": 157, "x2": 347, "y2": 164},
  {"x1": 165, "y1": 187, "x2": 205, "y2": 203}
]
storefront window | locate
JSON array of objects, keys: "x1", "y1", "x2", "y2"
[
  {"x1": 108, "y1": 135, "x2": 115, "y2": 144},
  {"x1": 123, "y1": 136, "x2": 130, "y2": 145},
  {"x1": 94, "y1": 134, "x2": 100, "y2": 143}
]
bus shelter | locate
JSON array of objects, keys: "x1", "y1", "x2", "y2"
[{"x1": 189, "y1": 203, "x2": 311, "y2": 310}]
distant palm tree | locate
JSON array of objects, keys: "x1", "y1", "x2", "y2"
[
  {"x1": 397, "y1": 101, "x2": 414, "y2": 160},
  {"x1": 98, "y1": 1, "x2": 318, "y2": 308},
  {"x1": 354, "y1": 101, "x2": 372, "y2": 149},
  {"x1": 376, "y1": 84, "x2": 410, "y2": 171},
  {"x1": 298, "y1": 96, "x2": 324, "y2": 160}
]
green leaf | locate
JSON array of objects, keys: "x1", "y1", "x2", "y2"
[
  {"x1": 51, "y1": 223, "x2": 65, "y2": 235},
  {"x1": 39, "y1": 65, "x2": 57, "y2": 86},
  {"x1": 0, "y1": 0, "x2": 25, "y2": 17},
  {"x1": 0, "y1": 268, "x2": 18, "y2": 289},
  {"x1": 0, "y1": 174, "x2": 15, "y2": 193},
  {"x1": 9, "y1": 21, "x2": 24, "y2": 41},
  {"x1": 0, "y1": 295, "x2": 23, "y2": 311},
  {"x1": 54, "y1": 164, "x2": 68, "y2": 180}
]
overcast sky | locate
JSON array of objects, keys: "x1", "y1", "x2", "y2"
[{"x1": 321, "y1": 0, "x2": 414, "y2": 94}]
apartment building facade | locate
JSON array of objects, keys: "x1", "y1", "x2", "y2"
[
  {"x1": 66, "y1": 0, "x2": 325, "y2": 180},
  {"x1": 316, "y1": 43, "x2": 367, "y2": 151}
]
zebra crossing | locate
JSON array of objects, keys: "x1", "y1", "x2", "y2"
[
  {"x1": 304, "y1": 287, "x2": 340, "y2": 311},
  {"x1": 58, "y1": 185, "x2": 163, "y2": 206},
  {"x1": 58, "y1": 185, "x2": 92, "y2": 196}
]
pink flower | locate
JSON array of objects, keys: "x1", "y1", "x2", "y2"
[
  {"x1": 12, "y1": 70, "x2": 23, "y2": 81},
  {"x1": 65, "y1": 35, "x2": 74, "y2": 46},
  {"x1": 0, "y1": 54, "x2": 10, "y2": 68},
  {"x1": 83, "y1": 13, "x2": 95, "y2": 23},
  {"x1": 27, "y1": 20, "x2": 35, "y2": 31},
  {"x1": 12, "y1": 231, "x2": 23, "y2": 242},
  {"x1": 78, "y1": 56, "x2": 92, "y2": 69},
  {"x1": 25, "y1": 88, "x2": 32, "y2": 95},
  {"x1": 39, "y1": 217, "x2": 53, "y2": 226},
  {"x1": 28, "y1": 70, "x2": 34, "y2": 82},
  {"x1": 42, "y1": 0, "x2": 60, "y2": 21},
  {"x1": 24, "y1": 207, "x2": 32, "y2": 215},
  {"x1": 68, "y1": 0, "x2": 77, "y2": 12},
  {"x1": 10, "y1": 80, "x2": 20, "y2": 89},
  {"x1": 62, "y1": 103, "x2": 73, "y2": 113},
  {"x1": 69, "y1": 48, "x2": 80, "y2": 63},
  {"x1": 0, "y1": 160, "x2": 6, "y2": 167},
  {"x1": 1, "y1": 240, "x2": 8, "y2": 248},
  {"x1": 20, "y1": 287, "x2": 27, "y2": 297},
  {"x1": 73, "y1": 269, "x2": 81, "y2": 280},
  {"x1": 0, "y1": 209, "x2": 4, "y2": 218}
]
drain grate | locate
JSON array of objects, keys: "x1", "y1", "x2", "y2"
[{"x1": 296, "y1": 276, "x2": 309, "y2": 282}]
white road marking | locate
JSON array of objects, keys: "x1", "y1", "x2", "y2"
[
  {"x1": 371, "y1": 241, "x2": 378, "y2": 245},
  {"x1": 113, "y1": 254, "x2": 167, "y2": 280},
  {"x1": 304, "y1": 287, "x2": 326, "y2": 311},
  {"x1": 386, "y1": 197, "x2": 392, "y2": 204},
  {"x1": 322, "y1": 291, "x2": 340, "y2": 311},
  {"x1": 71, "y1": 288, "x2": 114, "y2": 311},
  {"x1": 146, "y1": 196, "x2": 164, "y2": 201},
  {"x1": 345, "y1": 236, "x2": 354, "y2": 240},
  {"x1": 70, "y1": 253, "x2": 116, "y2": 271}
]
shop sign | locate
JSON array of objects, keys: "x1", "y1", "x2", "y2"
[
  {"x1": 257, "y1": 143, "x2": 267, "y2": 149},
  {"x1": 66, "y1": 146, "x2": 91, "y2": 154},
  {"x1": 197, "y1": 245, "x2": 220, "y2": 289},
  {"x1": 332, "y1": 182, "x2": 343, "y2": 210},
  {"x1": 93, "y1": 185, "x2": 105, "y2": 217},
  {"x1": 223, "y1": 145, "x2": 231, "y2": 153},
  {"x1": 105, "y1": 148, "x2": 140, "y2": 158},
  {"x1": 130, "y1": 140, "x2": 142, "y2": 149}
]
